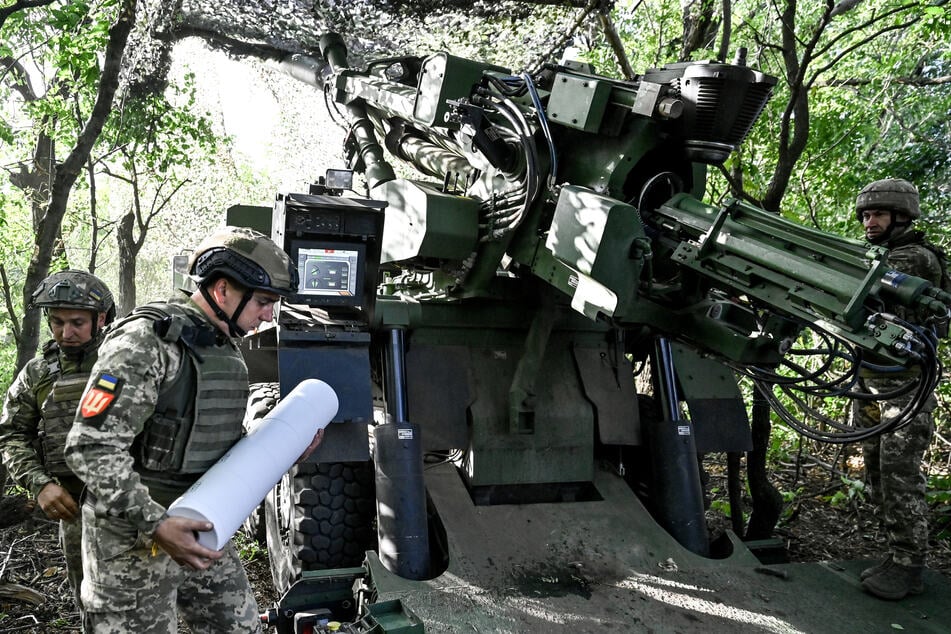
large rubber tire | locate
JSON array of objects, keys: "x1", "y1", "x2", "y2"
[
  {"x1": 239, "y1": 382, "x2": 280, "y2": 545},
  {"x1": 265, "y1": 455, "x2": 377, "y2": 593}
]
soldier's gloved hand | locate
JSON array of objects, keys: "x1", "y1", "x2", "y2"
[
  {"x1": 153, "y1": 515, "x2": 224, "y2": 571},
  {"x1": 37, "y1": 482, "x2": 79, "y2": 522},
  {"x1": 296, "y1": 428, "x2": 325, "y2": 464}
]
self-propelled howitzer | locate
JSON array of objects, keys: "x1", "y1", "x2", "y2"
[
  {"x1": 244, "y1": 32, "x2": 951, "y2": 633},
  {"x1": 281, "y1": 32, "x2": 947, "y2": 434}
]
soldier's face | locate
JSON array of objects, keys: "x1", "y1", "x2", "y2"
[
  {"x1": 236, "y1": 291, "x2": 281, "y2": 333},
  {"x1": 48, "y1": 308, "x2": 105, "y2": 348},
  {"x1": 216, "y1": 279, "x2": 280, "y2": 334},
  {"x1": 861, "y1": 209, "x2": 892, "y2": 242}
]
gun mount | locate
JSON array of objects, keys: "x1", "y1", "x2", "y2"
[{"x1": 240, "y1": 33, "x2": 951, "y2": 633}]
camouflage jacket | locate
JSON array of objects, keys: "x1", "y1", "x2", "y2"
[
  {"x1": 64, "y1": 296, "x2": 247, "y2": 537},
  {"x1": 883, "y1": 230, "x2": 944, "y2": 325},
  {"x1": 0, "y1": 338, "x2": 100, "y2": 497}
]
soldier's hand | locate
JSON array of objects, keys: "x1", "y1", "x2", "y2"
[
  {"x1": 37, "y1": 482, "x2": 79, "y2": 522},
  {"x1": 296, "y1": 428, "x2": 325, "y2": 463},
  {"x1": 153, "y1": 516, "x2": 224, "y2": 571}
]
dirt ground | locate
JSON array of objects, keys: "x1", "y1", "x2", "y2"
[{"x1": 1, "y1": 447, "x2": 949, "y2": 632}]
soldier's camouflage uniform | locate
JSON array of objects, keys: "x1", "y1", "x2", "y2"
[
  {"x1": 65, "y1": 296, "x2": 261, "y2": 634},
  {"x1": 0, "y1": 337, "x2": 100, "y2": 612},
  {"x1": 853, "y1": 230, "x2": 941, "y2": 568}
]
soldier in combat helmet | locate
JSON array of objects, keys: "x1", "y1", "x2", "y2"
[
  {"x1": 852, "y1": 178, "x2": 948, "y2": 600},
  {"x1": 0, "y1": 270, "x2": 115, "y2": 618},
  {"x1": 64, "y1": 226, "x2": 323, "y2": 632}
]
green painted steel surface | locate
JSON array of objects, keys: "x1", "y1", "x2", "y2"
[{"x1": 366, "y1": 464, "x2": 951, "y2": 633}]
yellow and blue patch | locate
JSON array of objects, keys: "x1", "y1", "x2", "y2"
[
  {"x1": 95, "y1": 373, "x2": 119, "y2": 391},
  {"x1": 79, "y1": 372, "x2": 123, "y2": 421}
]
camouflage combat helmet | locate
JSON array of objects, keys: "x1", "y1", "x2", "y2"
[
  {"x1": 31, "y1": 269, "x2": 116, "y2": 324},
  {"x1": 188, "y1": 226, "x2": 298, "y2": 296},
  {"x1": 855, "y1": 178, "x2": 920, "y2": 221}
]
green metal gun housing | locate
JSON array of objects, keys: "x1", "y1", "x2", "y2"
[
  {"x1": 281, "y1": 33, "x2": 947, "y2": 376},
  {"x1": 246, "y1": 32, "x2": 951, "y2": 633}
]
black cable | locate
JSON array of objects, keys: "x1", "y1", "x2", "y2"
[{"x1": 732, "y1": 312, "x2": 940, "y2": 443}]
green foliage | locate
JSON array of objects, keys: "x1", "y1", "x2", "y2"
[
  {"x1": 929, "y1": 474, "x2": 951, "y2": 541},
  {"x1": 779, "y1": 486, "x2": 804, "y2": 522},
  {"x1": 766, "y1": 424, "x2": 798, "y2": 464},
  {"x1": 826, "y1": 476, "x2": 867, "y2": 509},
  {"x1": 109, "y1": 72, "x2": 218, "y2": 175},
  {"x1": 232, "y1": 529, "x2": 266, "y2": 563},
  {"x1": 6, "y1": 1, "x2": 120, "y2": 147},
  {"x1": 708, "y1": 487, "x2": 748, "y2": 523}
]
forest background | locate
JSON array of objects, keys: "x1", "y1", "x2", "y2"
[{"x1": 1, "y1": 0, "x2": 950, "y2": 611}]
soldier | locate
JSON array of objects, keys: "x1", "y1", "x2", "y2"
[
  {"x1": 852, "y1": 178, "x2": 947, "y2": 600},
  {"x1": 64, "y1": 227, "x2": 322, "y2": 632},
  {"x1": 0, "y1": 270, "x2": 115, "y2": 617}
]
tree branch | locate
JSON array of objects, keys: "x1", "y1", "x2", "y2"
[
  {"x1": 0, "y1": 56, "x2": 39, "y2": 102},
  {"x1": 820, "y1": 74, "x2": 951, "y2": 87},
  {"x1": 718, "y1": 0, "x2": 732, "y2": 62},
  {"x1": 527, "y1": 0, "x2": 601, "y2": 74},
  {"x1": 18, "y1": 0, "x2": 137, "y2": 372},
  {"x1": 597, "y1": 3, "x2": 636, "y2": 79},
  {"x1": 0, "y1": 0, "x2": 56, "y2": 30},
  {"x1": 808, "y1": 18, "x2": 916, "y2": 90},
  {"x1": 0, "y1": 264, "x2": 21, "y2": 344}
]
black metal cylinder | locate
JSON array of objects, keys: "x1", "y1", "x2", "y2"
[
  {"x1": 647, "y1": 338, "x2": 710, "y2": 556},
  {"x1": 373, "y1": 422, "x2": 431, "y2": 580},
  {"x1": 385, "y1": 329, "x2": 409, "y2": 423},
  {"x1": 375, "y1": 328, "x2": 430, "y2": 579}
]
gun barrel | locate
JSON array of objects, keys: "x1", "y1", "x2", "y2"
[{"x1": 277, "y1": 53, "x2": 328, "y2": 89}]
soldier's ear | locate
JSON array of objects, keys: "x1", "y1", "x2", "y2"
[
  {"x1": 210, "y1": 277, "x2": 230, "y2": 303},
  {"x1": 97, "y1": 312, "x2": 106, "y2": 328}
]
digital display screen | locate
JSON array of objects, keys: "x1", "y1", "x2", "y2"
[{"x1": 298, "y1": 247, "x2": 360, "y2": 297}]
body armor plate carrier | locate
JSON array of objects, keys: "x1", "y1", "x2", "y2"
[
  {"x1": 120, "y1": 301, "x2": 248, "y2": 498},
  {"x1": 37, "y1": 341, "x2": 97, "y2": 492}
]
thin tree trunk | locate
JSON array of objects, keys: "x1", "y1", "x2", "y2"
[
  {"x1": 16, "y1": 0, "x2": 137, "y2": 372},
  {"x1": 116, "y1": 211, "x2": 137, "y2": 316}
]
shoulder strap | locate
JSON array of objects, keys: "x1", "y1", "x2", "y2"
[
  {"x1": 923, "y1": 241, "x2": 951, "y2": 293},
  {"x1": 41, "y1": 340, "x2": 60, "y2": 376},
  {"x1": 126, "y1": 301, "x2": 218, "y2": 361}
]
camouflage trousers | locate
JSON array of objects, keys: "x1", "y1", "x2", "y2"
[
  {"x1": 79, "y1": 501, "x2": 262, "y2": 634},
  {"x1": 59, "y1": 515, "x2": 83, "y2": 616},
  {"x1": 853, "y1": 375, "x2": 935, "y2": 567}
]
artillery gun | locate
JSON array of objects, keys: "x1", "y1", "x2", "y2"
[{"x1": 231, "y1": 33, "x2": 951, "y2": 633}]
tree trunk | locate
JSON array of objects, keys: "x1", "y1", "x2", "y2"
[
  {"x1": 680, "y1": 0, "x2": 719, "y2": 61},
  {"x1": 116, "y1": 211, "x2": 138, "y2": 316},
  {"x1": 15, "y1": 0, "x2": 137, "y2": 373}
]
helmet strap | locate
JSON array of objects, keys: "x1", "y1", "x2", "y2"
[
  {"x1": 228, "y1": 289, "x2": 256, "y2": 338},
  {"x1": 870, "y1": 211, "x2": 912, "y2": 245},
  {"x1": 89, "y1": 311, "x2": 107, "y2": 338},
  {"x1": 199, "y1": 280, "x2": 254, "y2": 338},
  {"x1": 199, "y1": 283, "x2": 242, "y2": 338},
  {"x1": 61, "y1": 331, "x2": 105, "y2": 361}
]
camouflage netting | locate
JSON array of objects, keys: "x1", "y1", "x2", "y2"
[{"x1": 123, "y1": 0, "x2": 582, "y2": 98}]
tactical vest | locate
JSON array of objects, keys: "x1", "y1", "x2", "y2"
[
  {"x1": 36, "y1": 341, "x2": 97, "y2": 489},
  {"x1": 123, "y1": 301, "x2": 248, "y2": 497}
]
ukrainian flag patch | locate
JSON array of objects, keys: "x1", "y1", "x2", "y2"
[
  {"x1": 96, "y1": 373, "x2": 119, "y2": 391},
  {"x1": 79, "y1": 372, "x2": 123, "y2": 422}
]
